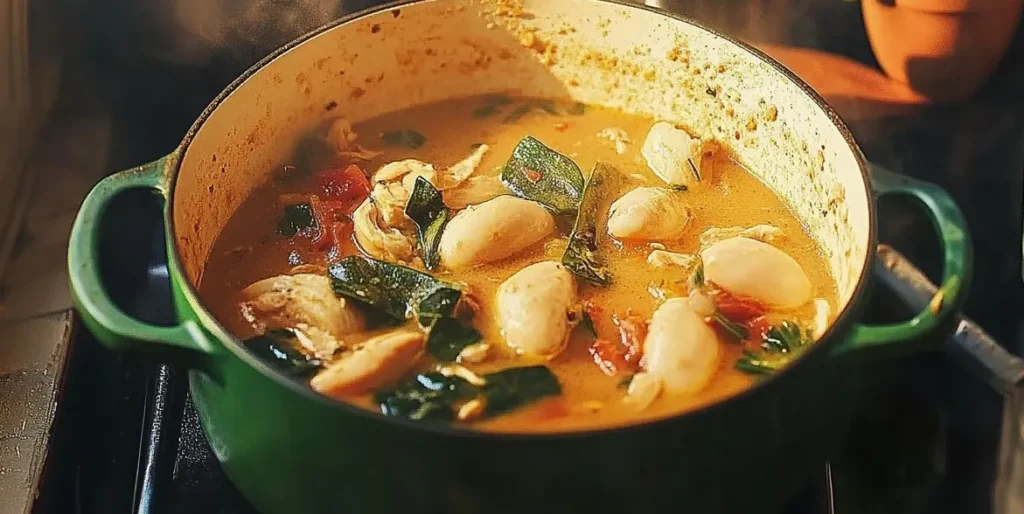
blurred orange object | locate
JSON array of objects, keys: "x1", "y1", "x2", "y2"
[{"x1": 861, "y1": 0, "x2": 1023, "y2": 102}]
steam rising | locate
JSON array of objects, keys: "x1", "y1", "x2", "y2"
[{"x1": 162, "y1": 0, "x2": 348, "y2": 63}]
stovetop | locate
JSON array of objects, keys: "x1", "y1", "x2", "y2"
[{"x1": 25, "y1": 1, "x2": 1024, "y2": 513}]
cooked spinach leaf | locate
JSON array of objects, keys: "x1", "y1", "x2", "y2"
[
  {"x1": 567, "y1": 102, "x2": 587, "y2": 115},
  {"x1": 404, "y1": 177, "x2": 452, "y2": 271},
  {"x1": 481, "y1": 365, "x2": 561, "y2": 416},
  {"x1": 426, "y1": 317, "x2": 483, "y2": 361},
  {"x1": 561, "y1": 162, "x2": 623, "y2": 285},
  {"x1": 328, "y1": 256, "x2": 461, "y2": 323},
  {"x1": 376, "y1": 365, "x2": 561, "y2": 422},
  {"x1": 500, "y1": 136, "x2": 585, "y2": 215},
  {"x1": 277, "y1": 203, "x2": 317, "y2": 237},
  {"x1": 735, "y1": 321, "x2": 812, "y2": 375},
  {"x1": 376, "y1": 372, "x2": 477, "y2": 421},
  {"x1": 380, "y1": 130, "x2": 427, "y2": 149},
  {"x1": 244, "y1": 329, "x2": 321, "y2": 378},
  {"x1": 416, "y1": 288, "x2": 463, "y2": 328}
]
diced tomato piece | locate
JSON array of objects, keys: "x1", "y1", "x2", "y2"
[
  {"x1": 524, "y1": 168, "x2": 543, "y2": 183},
  {"x1": 613, "y1": 314, "x2": 647, "y2": 365},
  {"x1": 589, "y1": 338, "x2": 632, "y2": 376},
  {"x1": 315, "y1": 165, "x2": 370, "y2": 203},
  {"x1": 329, "y1": 221, "x2": 353, "y2": 250},
  {"x1": 745, "y1": 316, "x2": 772, "y2": 347},
  {"x1": 712, "y1": 288, "x2": 767, "y2": 322}
]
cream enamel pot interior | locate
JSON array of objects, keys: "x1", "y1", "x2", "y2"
[{"x1": 68, "y1": 1, "x2": 971, "y2": 513}]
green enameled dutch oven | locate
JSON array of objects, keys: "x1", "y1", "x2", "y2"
[{"x1": 68, "y1": 1, "x2": 972, "y2": 513}]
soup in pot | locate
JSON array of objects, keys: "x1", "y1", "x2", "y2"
[{"x1": 200, "y1": 95, "x2": 838, "y2": 432}]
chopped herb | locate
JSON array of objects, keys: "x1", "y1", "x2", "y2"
[
  {"x1": 276, "y1": 203, "x2": 316, "y2": 237},
  {"x1": 380, "y1": 130, "x2": 427, "y2": 149},
  {"x1": 735, "y1": 320, "x2": 813, "y2": 375},
  {"x1": 481, "y1": 366, "x2": 561, "y2": 416},
  {"x1": 328, "y1": 256, "x2": 462, "y2": 324},
  {"x1": 670, "y1": 183, "x2": 689, "y2": 192},
  {"x1": 244, "y1": 329, "x2": 321, "y2": 378},
  {"x1": 567, "y1": 102, "x2": 587, "y2": 115},
  {"x1": 500, "y1": 136, "x2": 585, "y2": 215},
  {"x1": 376, "y1": 365, "x2": 561, "y2": 422},
  {"x1": 472, "y1": 103, "x2": 502, "y2": 118},
  {"x1": 762, "y1": 320, "x2": 806, "y2": 353},
  {"x1": 705, "y1": 87, "x2": 717, "y2": 97},
  {"x1": 687, "y1": 158, "x2": 701, "y2": 181},
  {"x1": 711, "y1": 312, "x2": 749, "y2": 341},
  {"x1": 404, "y1": 177, "x2": 452, "y2": 270},
  {"x1": 561, "y1": 162, "x2": 624, "y2": 285},
  {"x1": 426, "y1": 317, "x2": 483, "y2": 361}
]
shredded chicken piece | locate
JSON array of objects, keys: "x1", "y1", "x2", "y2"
[
  {"x1": 375, "y1": 159, "x2": 436, "y2": 184},
  {"x1": 442, "y1": 144, "x2": 490, "y2": 186},
  {"x1": 647, "y1": 250, "x2": 699, "y2": 272},
  {"x1": 456, "y1": 342, "x2": 491, "y2": 364},
  {"x1": 813, "y1": 298, "x2": 831, "y2": 339},
  {"x1": 622, "y1": 372, "x2": 662, "y2": 411},
  {"x1": 240, "y1": 274, "x2": 365, "y2": 359},
  {"x1": 457, "y1": 398, "x2": 486, "y2": 421},
  {"x1": 374, "y1": 145, "x2": 490, "y2": 193},
  {"x1": 699, "y1": 224, "x2": 784, "y2": 247},
  {"x1": 597, "y1": 127, "x2": 631, "y2": 155},
  {"x1": 326, "y1": 118, "x2": 382, "y2": 161},
  {"x1": 352, "y1": 198, "x2": 416, "y2": 263},
  {"x1": 288, "y1": 264, "x2": 328, "y2": 275},
  {"x1": 443, "y1": 175, "x2": 508, "y2": 209},
  {"x1": 370, "y1": 181, "x2": 412, "y2": 229},
  {"x1": 438, "y1": 363, "x2": 487, "y2": 386}
]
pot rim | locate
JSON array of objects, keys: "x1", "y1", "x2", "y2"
[{"x1": 166, "y1": 0, "x2": 877, "y2": 440}]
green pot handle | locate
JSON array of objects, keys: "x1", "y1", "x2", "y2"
[
  {"x1": 833, "y1": 165, "x2": 972, "y2": 356},
  {"x1": 68, "y1": 156, "x2": 214, "y2": 363}
]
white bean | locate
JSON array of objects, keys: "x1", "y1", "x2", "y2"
[
  {"x1": 644, "y1": 298, "x2": 720, "y2": 394},
  {"x1": 439, "y1": 196, "x2": 555, "y2": 269},
  {"x1": 495, "y1": 261, "x2": 577, "y2": 358},
  {"x1": 607, "y1": 187, "x2": 690, "y2": 241},
  {"x1": 700, "y1": 236, "x2": 812, "y2": 309}
]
